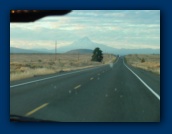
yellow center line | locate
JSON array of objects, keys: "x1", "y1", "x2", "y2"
[
  {"x1": 74, "y1": 84, "x2": 81, "y2": 89},
  {"x1": 90, "y1": 77, "x2": 94, "y2": 80},
  {"x1": 25, "y1": 103, "x2": 49, "y2": 116}
]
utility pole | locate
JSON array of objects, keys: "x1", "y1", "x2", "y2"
[
  {"x1": 78, "y1": 52, "x2": 79, "y2": 61},
  {"x1": 55, "y1": 40, "x2": 57, "y2": 61}
]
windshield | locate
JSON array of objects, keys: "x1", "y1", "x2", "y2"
[{"x1": 10, "y1": 10, "x2": 160, "y2": 122}]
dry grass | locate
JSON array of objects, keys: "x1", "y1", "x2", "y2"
[
  {"x1": 10, "y1": 53, "x2": 116, "y2": 81},
  {"x1": 10, "y1": 68, "x2": 56, "y2": 81},
  {"x1": 125, "y1": 54, "x2": 160, "y2": 75}
]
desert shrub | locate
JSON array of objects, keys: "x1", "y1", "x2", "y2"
[
  {"x1": 25, "y1": 63, "x2": 32, "y2": 68},
  {"x1": 49, "y1": 61, "x2": 55, "y2": 65},
  {"x1": 141, "y1": 58, "x2": 145, "y2": 63}
]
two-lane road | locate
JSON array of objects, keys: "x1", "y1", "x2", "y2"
[{"x1": 10, "y1": 57, "x2": 160, "y2": 122}]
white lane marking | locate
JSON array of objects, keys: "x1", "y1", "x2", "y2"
[
  {"x1": 74, "y1": 85, "x2": 81, "y2": 89},
  {"x1": 123, "y1": 59, "x2": 160, "y2": 100},
  {"x1": 25, "y1": 103, "x2": 49, "y2": 116},
  {"x1": 90, "y1": 77, "x2": 94, "y2": 80},
  {"x1": 10, "y1": 64, "x2": 107, "y2": 88}
]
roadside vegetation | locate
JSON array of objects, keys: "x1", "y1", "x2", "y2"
[
  {"x1": 10, "y1": 53, "x2": 116, "y2": 81},
  {"x1": 125, "y1": 54, "x2": 160, "y2": 75}
]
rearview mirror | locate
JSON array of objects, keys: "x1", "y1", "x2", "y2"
[{"x1": 10, "y1": 10, "x2": 71, "y2": 22}]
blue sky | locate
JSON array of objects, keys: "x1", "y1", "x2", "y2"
[{"x1": 10, "y1": 10, "x2": 160, "y2": 49}]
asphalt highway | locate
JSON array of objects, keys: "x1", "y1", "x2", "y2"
[{"x1": 10, "y1": 57, "x2": 160, "y2": 122}]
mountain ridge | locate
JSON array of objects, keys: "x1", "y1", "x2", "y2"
[
  {"x1": 10, "y1": 37, "x2": 160, "y2": 55},
  {"x1": 65, "y1": 49, "x2": 93, "y2": 54}
]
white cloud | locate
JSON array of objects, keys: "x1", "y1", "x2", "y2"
[{"x1": 10, "y1": 10, "x2": 160, "y2": 49}]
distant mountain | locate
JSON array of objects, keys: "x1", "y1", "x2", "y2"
[
  {"x1": 10, "y1": 47, "x2": 53, "y2": 53},
  {"x1": 57, "y1": 37, "x2": 160, "y2": 55},
  {"x1": 10, "y1": 47, "x2": 40, "y2": 53},
  {"x1": 66, "y1": 49, "x2": 93, "y2": 54},
  {"x1": 116, "y1": 48, "x2": 160, "y2": 55},
  {"x1": 10, "y1": 37, "x2": 160, "y2": 55},
  {"x1": 57, "y1": 37, "x2": 116, "y2": 53},
  {"x1": 32, "y1": 48, "x2": 53, "y2": 53}
]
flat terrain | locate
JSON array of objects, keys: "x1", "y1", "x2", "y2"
[
  {"x1": 10, "y1": 53, "x2": 115, "y2": 81},
  {"x1": 10, "y1": 56, "x2": 160, "y2": 122},
  {"x1": 125, "y1": 54, "x2": 160, "y2": 75}
]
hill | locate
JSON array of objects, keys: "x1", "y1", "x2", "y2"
[
  {"x1": 117, "y1": 48, "x2": 160, "y2": 55},
  {"x1": 66, "y1": 49, "x2": 93, "y2": 54},
  {"x1": 10, "y1": 47, "x2": 39, "y2": 53}
]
